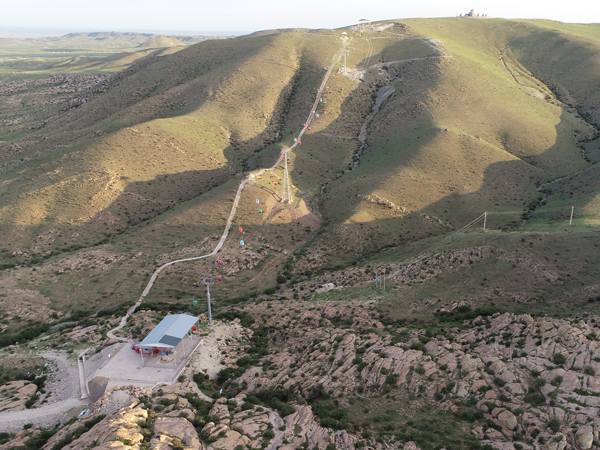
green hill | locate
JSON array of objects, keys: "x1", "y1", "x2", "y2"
[
  {"x1": 0, "y1": 18, "x2": 599, "y2": 321},
  {"x1": 136, "y1": 36, "x2": 186, "y2": 48}
]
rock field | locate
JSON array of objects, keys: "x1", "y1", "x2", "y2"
[{"x1": 3, "y1": 306, "x2": 600, "y2": 449}]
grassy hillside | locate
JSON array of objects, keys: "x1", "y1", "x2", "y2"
[
  {"x1": 0, "y1": 18, "x2": 598, "y2": 327},
  {"x1": 0, "y1": 32, "x2": 225, "y2": 79}
]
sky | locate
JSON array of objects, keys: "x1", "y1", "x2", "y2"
[{"x1": 1, "y1": 0, "x2": 599, "y2": 37}]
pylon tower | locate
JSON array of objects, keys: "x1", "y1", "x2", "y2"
[{"x1": 282, "y1": 153, "x2": 292, "y2": 203}]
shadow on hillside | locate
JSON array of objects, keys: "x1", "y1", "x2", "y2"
[
  {"x1": 0, "y1": 33, "x2": 322, "y2": 260},
  {"x1": 289, "y1": 34, "x2": 591, "y2": 267},
  {"x1": 509, "y1": 30, "x2": 600, "y2": 126}
]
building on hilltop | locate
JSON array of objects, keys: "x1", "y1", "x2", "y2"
[{"x1": 459, "y1": 9, "x2": 488, "y2": 18}]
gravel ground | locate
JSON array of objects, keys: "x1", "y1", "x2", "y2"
[
  {"x1": 0, "y1": 397, "x2": 86, "y2": 433},
  {"x1": 0, "y1": 350, "x2": 86, "y2": 433},
  {"x1": 41, "y1": 350, "x2": 81, "y2": 404}
]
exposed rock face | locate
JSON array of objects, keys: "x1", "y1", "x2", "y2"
[
  {"x1": 230, "y1": 308, "x2": 600, "y2": 449},
  {"x1": 0, "y1": 381, "x2": 37, "y2": 412},
  {"x1": 575, "y1": 426, "x2": 594, "y2": 449},
  {"x1": 0, "y1": 428, "x2": 41, "y2": 449},
  {"x1": 42, "y1": 401, "x2": 148, "y2": 450},
  {"x1": 151, "y1": 417, "x2": 202, "y2": 449},
  {"x1": 497, "y1": 409, "x2": 518, "y2": 431},
  {"x1": 547, "y1": 433, "x2": 567, "y2": 450},
  {"x1": 8, "y1": 310, "x2": 600, "y2": 450}
]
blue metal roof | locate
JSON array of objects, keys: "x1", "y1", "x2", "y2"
[{"x1": 139, "y1": 314, "x2": 198, "y2": 349}]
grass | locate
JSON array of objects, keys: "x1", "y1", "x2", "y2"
[{"x1": 310, "y1": 393, "x2": 487, "y2": 450}]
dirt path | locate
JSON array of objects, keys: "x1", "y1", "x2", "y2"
[
  {"x1": 0, "y1": 397, "x2": 86, "y2": 433},
  {"x1": 0, "y1": 351, "x2": 84, "y2": 433},
  {"x1": 42, "y1": 351, "x2": 81, "y2": 403}
]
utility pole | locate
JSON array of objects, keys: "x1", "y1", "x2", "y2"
[
  {"x1": 282, "y1": 153, "x2": 292, "y2": 203},
  {"x1": 570, "y1": 206, "x2": 574, "y2": 225},
  {"x1": 201, "y1": 277, "x2": 214, "y2": 325},
  {"x1": 483, "y1": 212, "x2": 487, "y2": 231},
  {"x1": 375, "y1": 269, "x2": 385, "y2": 289}
]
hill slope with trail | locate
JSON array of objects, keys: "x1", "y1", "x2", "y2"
[{"x1": 0, "y1": 19, "x2": 598, "y2": 321}]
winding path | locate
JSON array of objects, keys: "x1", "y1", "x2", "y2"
[{"x1": 107, "y1": 36, "x2": 349, "y2": 341}]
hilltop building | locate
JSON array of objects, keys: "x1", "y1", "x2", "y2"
[{"x1": 460, "y1": 9, "x2": 488, "y2": 18}]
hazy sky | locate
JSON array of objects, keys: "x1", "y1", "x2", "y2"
[{"x1": 1, "y1": 0, "x2": 599, "y2": 36}]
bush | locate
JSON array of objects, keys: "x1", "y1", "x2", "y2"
[
  {"x1": 552, "y1": 353, "x2": 566, "y2": 365},
  {"x1": 410, "y1": 342, "x2": 426, "y2": 352},
  {"x1": 264, "y1": 287, "x2": 277, "y2": 295},
  {"x1": 276, "y1": 275, "x2": 287, "y2": 284},
  {"x1": 83, "y1": 414, "x2": 106, "y2": 429},
  {"x1": 549, "y1": 418, "x2": 561, "y2": 433},
  {"x1": 494, "y1": 377, "x2": 506, "y2": 387},
  {"x1": 584, "y1": 366, "x2": 595, "y2": 375}
]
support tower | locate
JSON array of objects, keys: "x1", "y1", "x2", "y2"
[
  {"x1": 282, "y1": 153, "x2": 292, "y2": 203},
  {"x1": 201, "y1": 277, "x2": 214, "y2": 325}
]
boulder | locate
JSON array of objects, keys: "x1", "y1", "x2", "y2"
[
  {"x1": 210, "y1": 430, "x2": 251, "y2": 450},
  {"x1": 153, "y1": 417, "x2": 200, "y2": 448},
  {"x1": 547, "y1": 433, "x2": 567, "y2": 450},
  {"x1": 497, "y1": 409, "x2": 518, "y2": 430},
  {"x1": 576, "y1": 426, "x2": 594, "y2": 449}
]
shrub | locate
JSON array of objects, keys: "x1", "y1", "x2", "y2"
[
  {"x1": 83, "y1": 414, "x2": 106, "y2": 429},
  {"x1": 410, "y1": 342, "x2": 426, "y2": 352},
  {"x1": 171, "y1": 438, "x2": 185, "y2": 450},
  {"x1": 552, "y1": 353, "x2": 566, "y2": 365},
  {"x1": 549, "y1": 418, "x2": 561, "y2": 432},
  {"x1": 264, "y1": 287, "x2": 277, "y2": 295},
  {"x1": 584, "y1": 366, "x2": 595, "y2": 376},
  {"x1": 241, "y1": 402, "x2": 254, "y2": 411},
  {"x1": 494, "y1": 377, "x2": 506, "y2": 387}
]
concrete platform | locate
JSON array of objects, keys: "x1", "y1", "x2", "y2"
[{"x1": 93, "y1": 335, "x2": 202, "y2": 391}]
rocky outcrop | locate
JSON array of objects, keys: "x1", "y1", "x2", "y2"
[
  {"x1": 42, "y1": 401, "x2": 148, "y2": 450},
  {"x1": 0, "y1": 381, "x2": 37, "y2": 412},
  {"x1": 151, "y1": 417, "x2": 202, "y2": 449}
]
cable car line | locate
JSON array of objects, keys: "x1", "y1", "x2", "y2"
[{"x1": 107, "y1": 36, "x2": 349, "y2": 340}]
